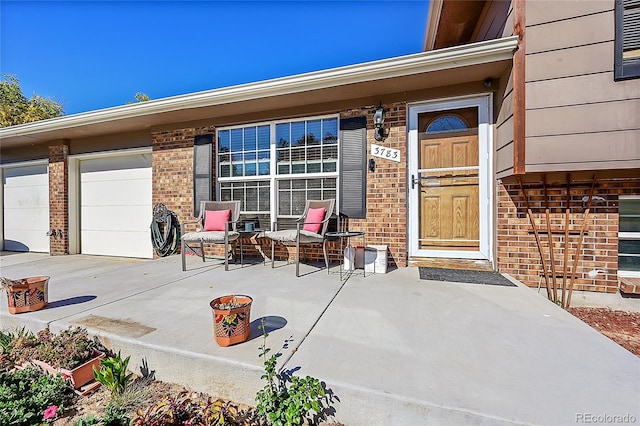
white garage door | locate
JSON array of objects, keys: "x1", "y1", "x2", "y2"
[
  {"x1": 2, "y1": 164, "x2": 50, "y2": 253},
  {"x1": 80, "y1": 153, "x2": 152, "y2": 258}
]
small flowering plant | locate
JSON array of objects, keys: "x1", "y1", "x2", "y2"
[{"x1": 43, "y1": 404, "x2": 59, "y2": 421}]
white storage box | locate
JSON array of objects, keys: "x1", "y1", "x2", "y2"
[{"x1": 364, "y1": 245, "x2": 388, "y2": 274}]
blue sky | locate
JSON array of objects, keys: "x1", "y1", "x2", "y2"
[{"x1": 1, "y1": 1, "x2": 429, "y2": 115}]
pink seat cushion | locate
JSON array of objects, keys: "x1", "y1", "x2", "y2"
[
  {"x1": 204, "y1": 209, "x2": 231, "y2": 231},
  {"x1": 303, "y1": 207, "x2": 326, "y2": 234}
]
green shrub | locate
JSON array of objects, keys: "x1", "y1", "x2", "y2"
[
  {"x1": 255, "y1": 321, "x2": 328, "y2": 426},
  {"x1": 0, "y1": 366, "x2": 70, "y2": 425}
]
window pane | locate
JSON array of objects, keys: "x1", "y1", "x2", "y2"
[
  {"x1": 244, "y1": 152, "x2": 256, "y2": 161},
  {"x1": 232, "y1": 164, "x2": 243, "y2": 176},
  {"x1": 323, "y1": 162, "x2": 337, "y2": 172},
  {"x1": 258, "y1": 161, "x2": 270, "y2": 175},
  {"x1": 245, "y1": 163, "x2": 257, "y2": 176},
  {"x1": 231, "y1": 129, "x2": 243, "y2": 152},
  {"x1": 244, "y1": 127, "x2": 257, "y2": 151},
  {"x1": 620, "y1": 239, "x2": 640, "y2": 255},
  {"x1": 308, "y1": 190, "x2": 321, "y2": 200},
  {"x1": 620, "y1": 199, "x2": 640, "y2": 215},
  {"x1": 307, "y1": 163, "x2": 321, "y2": 173},
  {"x1": 307, "y1": 120, "x2": 321, "y2": 145},
  {"x1": 258, "y1": 150, "x2": 270, "y2": 160},
  {"x1": 246, "y1": 187, "x2": 258, "y2": 211},
  {"x1": 259, "y1": 187, "x2": 270, "y2": 211},
  {"x1": 619, "y1": 255, "x2": 640, "y2": 271},
  {"x1": 258, "y1": 126, "x2": 270, "y2": 150},
  {"x1": 308, "y1": 146, "x2": 321, "y2": 161},
  {"x1": 278, "y1": 164, "x2": 290, "y2": 174},
  {"x1": 620, "y1": 216, "x2": 640, "y2": 232},
  {"x1": 292, "y1": 180, "x2": 306, "y2": 189},
  {"x1": 292, "y1": 163, "x2": 305, "y2": 174},
  {"x1": 218, "y1": 130, "x2": 230, "y2": 152},
  {"x1": 323, "y1": 145, "x2": 338, "y2": 160},
  {"x1": 323, "y1": 118, "x2": 338, "y2": 144},
  {"x1": 276, "y1": 123, "x2": 290, "y2": 148},
  {"x1": 219, "y1": 164, "x2": 230, "y2": 177},
  {"x1": 291, "y1": 122, "x2": 305, "y2": 147},
  {"x1": 426, "y1": 115, "x2": 468, "y2": 134},
  {"x1": 220, "y1": 187, "x2": 231, "y2": 201}
]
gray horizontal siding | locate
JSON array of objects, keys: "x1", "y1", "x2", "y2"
[
  {"x1": 527, "y1": 0, "x2": 612, "y2": 27},
  {"x1": 526, "y1": 11, "x2": 613, "y2": 54},
  {"x1": 527, "y1": 73, "x2": 640, "y2": 108},
  {"x1": 496, "y1": 142, "x2": 515, "y2": 178},
  {"x1": 526, "y1": 98, "x2": 640, "y2": 137},
  {"x1": 526, "y1": 129, "x2": 640, "y2": 171},
  {"x1": 526, "y1": 42, "x2": 614, "y2": 82},
  {"x1": 523, "y1": 0, "x2": 639, "y2": 173}
]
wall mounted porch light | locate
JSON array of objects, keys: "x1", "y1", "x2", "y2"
[{"x1": 374, "y1": 103, "x2": 386, "y2": 141}]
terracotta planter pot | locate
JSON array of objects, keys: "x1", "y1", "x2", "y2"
[
  {"x1": 32, "y1": 349, "x2": 105, "y2": 389},
  {"x1": 5, "y1": 276, "x2": 49, "y2": 314},
  {"x1": 210, "y1": 295, "x2": 253, "y2": 347}
]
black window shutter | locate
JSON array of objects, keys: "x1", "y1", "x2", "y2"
[
  {"x1": 193, "y1": 134, "x2": 213, "y2": 217},
  {"x1": 339, "y1": 116, "x2": 367, "y2": 219}
]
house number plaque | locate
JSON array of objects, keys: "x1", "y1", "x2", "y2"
[{"x1": 371, "y1": 144, "x2": 400, "y2": 162}]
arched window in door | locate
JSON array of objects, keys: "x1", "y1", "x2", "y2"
[{"x1": 425, "y1": 114, "x2": 469, "y2": 134}]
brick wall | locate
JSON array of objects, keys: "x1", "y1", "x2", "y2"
[
  {"x1": 341, "y1": 103, "x2": 408, "y2": 268},
  {"x1": 497, "y1": 176, "x2": 640, "y2": 293},
  {"x1": 48, "y1": 143, "x2": 69, "y2": 255},
  {"x1": 152, "y1": 126, "x2": 220, "y2": 258}
]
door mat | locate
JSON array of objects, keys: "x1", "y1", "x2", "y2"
[{"x1": 418, "y1": 267, "x2": 517, "y2": 287}]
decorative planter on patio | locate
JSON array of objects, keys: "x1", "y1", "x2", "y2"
[
  {"x1": 32, "y1": 349, "x2": 105, "y2": 390},
  {"x1": 210, "y1": 295, "x2": 253, "y2": 347},
  {"x1": 3, "y1": 276, "x2": 49, "y2": 314}
]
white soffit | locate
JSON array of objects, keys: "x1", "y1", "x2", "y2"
[{"x1": 0, "y1": 36, "x2": 518, "y2": 142}]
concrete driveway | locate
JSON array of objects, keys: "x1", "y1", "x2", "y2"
[{"x1": 1, "y1": 251, "x2": 638, "y2": 425}]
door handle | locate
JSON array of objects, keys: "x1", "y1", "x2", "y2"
[{"x1": 411, "y1": 174, "x2": 420, "y2": 190}]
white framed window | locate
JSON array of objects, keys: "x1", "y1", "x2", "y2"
[
  {"x1": 217, "y1": 115, "x2": 340, "y2": 223},
  {"x1": 618, "y1": 196, "x2": 640, "y2": 277}
]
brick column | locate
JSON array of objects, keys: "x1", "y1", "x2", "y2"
[{"x1": 49, "y1": 142, "x2": 69, "y2": 255}]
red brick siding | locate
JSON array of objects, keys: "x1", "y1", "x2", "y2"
[
  {"x1": 341, "y1": 103, "x2": 408, "y2": 268},
  {"x1": 48, "y1": 143, "x2": 69, "y2": 255},
  {"x1": 151, "y1": 126, "x2": 222, "y2": 258},
  {"x1": 497, "y1": 177, "x2": 640, "y2": 293}
]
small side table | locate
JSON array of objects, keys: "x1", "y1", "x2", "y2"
[
  {"x1": 325, "y1": 231, "x2": 366, "y2": 280},
  {"x1": 238, "y1": 229, "x2": 266, "y2": 266}
]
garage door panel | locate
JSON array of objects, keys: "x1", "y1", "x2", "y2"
[
  {"x1": 4, "y1": 187, "x2": 49, "y2": 209},
  {"x1": 79, "y1": 154, "x2": 152, "y2": 259},
  {"x1": 81, "y1": 205, "x2": 151, "y2": 232},
  {"x1": 81, "y1": 230, "x2": 151, "y2": 258},
  {"x1": 80, "y1": 155, "x2": 151, "y2": 175},
  {"x1": 81, "y1": 178, "x2": 152, "y2": 206},
  {"x1": 3, "y1": 165, "x2": 49, "y2": 253}
]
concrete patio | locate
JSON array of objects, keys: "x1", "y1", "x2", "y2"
[{"x1": 1, "y1": 251, "x2": 638, "y2": 425}]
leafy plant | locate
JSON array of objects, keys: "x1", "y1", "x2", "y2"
[
  {"x1": 132, "y1": 390, "x2": 199, "y2": 425},
  {"x1": 132, "y1": 390, "x2": 247, "y2": 426},
  {"x1": 0, "y1": 366, "x2": 70, "y2": 426},
  {"x1": 33, "y1": 327, "x2": 99, "y2": 369},
  {"x1": 93, "y1": 351, "x2": 134, "y2": 397},
  {"x1": 101, "y1": 401, "x2": 130, "y2": 426},
  {"x1": 75, "y1": 415, "x2": 100, "y2": 425},
  {"x1": 255, "y1": 320, "x2": 328, "y2": 426}
]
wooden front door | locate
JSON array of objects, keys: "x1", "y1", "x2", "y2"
[{"x1": 418, "y1": 133, "x2": 480, "y2": 252}]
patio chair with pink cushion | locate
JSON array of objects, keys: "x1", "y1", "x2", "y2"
[
  {"x1": 180, "y1": 200, "x2": 241, "y2": 271},
  {"x1": 265, "y1": 199, "x2": 335, "y2": 277}
]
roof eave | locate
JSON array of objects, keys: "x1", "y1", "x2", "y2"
[{"x1": 0, "y1": 36, "x2": 518, "y2": 142}]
